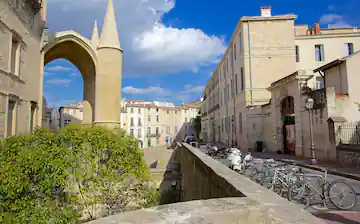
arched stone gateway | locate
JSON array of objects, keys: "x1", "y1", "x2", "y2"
[{"x1": 38, "y1": 0, "x2": 123, "y2": 129}]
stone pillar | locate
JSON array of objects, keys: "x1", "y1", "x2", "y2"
[
  {"x1": 37, "y1": 51, "x2": 45, "y2": 127},
  {"x1": 83, "y1": 75, "x2": 95, "y2": 126}
]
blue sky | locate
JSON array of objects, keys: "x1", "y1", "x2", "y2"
[{"x1": 44, "y1": 0, "x2": 360, "y2": 107}]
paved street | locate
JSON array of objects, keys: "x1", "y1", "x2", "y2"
[{"x1": 198, "y1": 145, "x2": 360, "y2": 223}]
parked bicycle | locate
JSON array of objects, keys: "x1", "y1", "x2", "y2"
[{"x1": 287, "y1": 168, "x2": 357, "y2": 210}]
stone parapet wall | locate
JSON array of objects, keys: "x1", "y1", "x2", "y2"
[
  {"x1": 337, "y1": 144, "x2": 360, "y2": 168},
  {"x1": 86, "y1": 143, "x2": 323, "y2": 223}
]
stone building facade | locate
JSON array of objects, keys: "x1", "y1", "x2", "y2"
[
  {"x1": 0, "y1": 0, "x2": 44, "y2": 138},
  {"x1": 201, "y1": 6, "x2": 360, "y2": 162}
]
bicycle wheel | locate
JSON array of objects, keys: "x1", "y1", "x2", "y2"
[
  {"x1": 328, "y1": 180, "x2": 357, "y2": 210},
  {"x1": 287, "y1": 180, "x2": 309, "y2": 203}
]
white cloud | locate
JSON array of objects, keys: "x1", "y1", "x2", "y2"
[
  {"x1": 46, "y1": 0, "x2": 226, "y2": 76},
  {"x1": 319, "y1": 14, "x2": 352, "y2": 28},
  {"x1": 123, "y1": 84, "x2": 203, "y2": 103},
  {"x1": 46, "y1": 65, "x2": 74, "y2": 72},
  {"x1": 70, "y1": 72, "x2": 80, "y2": 76},
  {"x1": 45, "y1": 79, "x2": 72, "y2": 86},
  {"x1": 122, "y1": 86, "x2": 170, "y2": 95},
  {"x1": 44, "y1": 71, "x2": 55, "y2": 76},
  {"x1": 47, "y1": 99, "x2": 77, "y2": 108}
]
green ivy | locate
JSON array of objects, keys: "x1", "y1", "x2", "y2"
[{"x1": 0, "y1": 124, "x2": 158, "y2": 223}]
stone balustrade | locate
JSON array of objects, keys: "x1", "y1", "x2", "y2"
[{"x1": 88, "y1": 143, "x2": 324, "y2": 224}]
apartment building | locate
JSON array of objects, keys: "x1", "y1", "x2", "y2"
[
  {"x1": 59, "y1": 102, "x2": 83, "y2": 128},
  {"x1": 126, "y1": 100, "x2": 146, "y2": 148},
  {"x1": 201, "y1": 6, "x2": 360, "y2": 150},
  {"x1": 0, "y1": 0, "x2": 45, "y2": 138}
]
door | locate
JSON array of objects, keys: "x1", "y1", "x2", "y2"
[{"x1": 283, "y1": 124, "x2": 295, "y2": 155}]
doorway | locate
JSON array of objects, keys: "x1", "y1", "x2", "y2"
[{"x1": 281, "y1": 96, "x2": 295, "y2": 155}]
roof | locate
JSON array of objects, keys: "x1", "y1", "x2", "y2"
[
  {"x1": 314, "y1": 50, "x2": 360, "y2": 73},
  {"x1": 240, "y1": 14, "x2": 297, "y2": 22}
]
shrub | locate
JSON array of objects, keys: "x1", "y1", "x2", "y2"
[{"x1": 0, "y1": 124, "x2": 158, "y2": 223}]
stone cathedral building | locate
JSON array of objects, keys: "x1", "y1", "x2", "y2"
[{"x1": 0, "y1": 0, "x2": 123, "y2": 139}]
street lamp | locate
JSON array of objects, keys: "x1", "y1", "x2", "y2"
[{"x1": 305, "y1": 97, "x2": 317, "y2": 165}]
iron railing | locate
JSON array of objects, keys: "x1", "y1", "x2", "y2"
[{"x1": 337, "y1": 122, "x2": 360, "y2": 144}]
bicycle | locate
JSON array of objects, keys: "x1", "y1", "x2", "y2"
[{"x1": 287, "y1": 168, "x2": 357, "y2": 210}]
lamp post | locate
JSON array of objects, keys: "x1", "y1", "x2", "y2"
[{"x1": 305, "y1": 97, "x2": 317, "y2": 165}]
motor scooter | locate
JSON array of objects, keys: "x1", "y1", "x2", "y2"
[{"x1": 206, "y1": 145, "x2": 218, "y2": 157}]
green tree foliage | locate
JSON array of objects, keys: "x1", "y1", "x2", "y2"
[
  {"x1": 0, "y1": 124, "x2": 159, "y2": 223},
  {"x1": 192, "y1": 116, "x2": 201, "y2": 140}
]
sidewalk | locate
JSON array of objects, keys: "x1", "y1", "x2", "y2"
[{"x1": 251, "y1": 152, "x2": 360, "y2": 181}]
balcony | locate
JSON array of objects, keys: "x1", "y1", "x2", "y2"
[{"x1": 147, "y1": 133, "x2": 161, "y2": 138}]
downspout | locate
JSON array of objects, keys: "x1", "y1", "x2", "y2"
[{"x1": 247, "y1": 21, "x2": 253, "y2": 106}]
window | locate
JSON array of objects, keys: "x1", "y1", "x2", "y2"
[
  {"x1": 137, "y1": 129, "x2": 141, "y2": 137},
  {"x1": 220, "y1": 91, "x2": 223, "y2": 105},
  {"x1": 167, "y1": 110, "x2": 169, "y2": 114},
  {"x1": 235, "y1": 74, "x2": 238, "y2": 95},
  {"x1": 138, "y1": 118, "x2": 141, "y2": 126},
  {"x1": 239, "y1": 32, "x2": 242, "y2": 52},
  {"x1": 131, "y1": 108, "x2": 134, "y2": 113},
  {"x1": 175, "y1": 125, "x2": 178, "y2": 133},
  {"x1": 156, "y1": 138, "x2": 159, "y2": 145},
  {"x1": 138, "y1": 108, "x2": 141, "y2": 113},
  {"x1": 231, "y1": 79, "x2": 234, "y2": 97},
  {"x1": 239, "y1": 113, "x2": 242, "y2": 134},
  {"x1": 7, "y1": 100, "x2": 16, "y2": 137},
  {"x1": 156, "y1": 127, "x2": 159, "y2": 135},
  {"x1": 130, "y1": 117, "x2": 134, "y2": 126},
  {"x1": 130, "y1": 129, "x2": 134, "y2": 136},
  {"x1": 316, "y1": 76, "x2": 324, "y2": 89},
  {"x1": 148, "y1": 108, "x2": 150, "y2": 112},
  {"x1": 345, "y1": 43, "x2": 354, "y2": 56},
  {"x1": 185, "y1": 117, "x2": 188, "y2": 122},
  {"x1": 156, "y1": 115, "x2": 159, "y2": 122},
  {"x1": 185, "y1": 109, "x2": 187, "y2": 114},
  {"x1": 240, "y1": 67, "x2": 244, "y2": 91},
  {"x1": 315, "y1": 44, "x2": 325, "y2": 61},
  {"x1": 234, "y1": 43, "x2": 236, "y2": 60},
  {"x1": 147, "y1": 127, "x2": 151, "y2": 134},
  {"x1": 295, "y1": 45, "x2": 300, "y2": 62},
  {"x1": 29, "y1": 102, "x2": 36, "y2": 132},
  {"x1": 10, "y1": 36, "x2": 20, "y2": 75},
  {"x1": 166, "y1": 126, "x2": 170, "y2": 134},
  {"x1": 156, "y1": 108, "x2": 159, "y2": 112}
]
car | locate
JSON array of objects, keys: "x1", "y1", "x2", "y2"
[{"x1": 183, "y1": 136, "x2": 196, "y2": 144}]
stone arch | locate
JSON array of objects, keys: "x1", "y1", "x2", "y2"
[{"x1": 42, "y1": 31, "x2": 97, "y2": 125}]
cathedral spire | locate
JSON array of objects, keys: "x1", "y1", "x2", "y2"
[
  {"x1": 91, "y1": 20, "x2": 99, "y2": 48},
  {"x1": 98, "y1": 0, "x2": 121, "y2": 49}
]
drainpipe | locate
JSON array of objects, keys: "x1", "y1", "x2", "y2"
[{"x1": 247, "y1": 21, "x2": 253, "y2": 106}]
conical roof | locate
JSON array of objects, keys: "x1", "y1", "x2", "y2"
[
  {"x1": 98, "y1": 0, "x2": 121, "y2": 49},
  {"x1": 91, "y1": 20, "x2": 99, "y2": 47}
]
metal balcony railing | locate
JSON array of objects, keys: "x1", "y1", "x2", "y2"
[{"x1": 147, "y1": 133, "x2": 161, "y2": 138}]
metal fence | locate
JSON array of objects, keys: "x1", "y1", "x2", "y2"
[{"x1": 337, "y1": 122, "x2": 360, "y2": 144}]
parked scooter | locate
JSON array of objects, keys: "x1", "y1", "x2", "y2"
[
  {"x1": 227, "y1": 148, "x2": 253, "y2": 173},
  {"x1": 206, "y1": 144, "x2": 218, "y2": 157}
]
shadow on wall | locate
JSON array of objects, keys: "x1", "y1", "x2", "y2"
[
  {"x1": 157, "y1": 147, "x2": 182, "y2": 205},
  {"x1": 173, "y1": 121, "x2": 196, "y2": 143}
]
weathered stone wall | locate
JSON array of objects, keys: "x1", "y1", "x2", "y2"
[
  {"x1": 337, "y1": 144, "x2": 360, "y2": 168},
  {"x1": 86, "y1": 142, "x2": 323, "y2": 223}
]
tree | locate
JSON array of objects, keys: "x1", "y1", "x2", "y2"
[{"x1": 192, "y1": 116, "x2": 201, "y2": 140}]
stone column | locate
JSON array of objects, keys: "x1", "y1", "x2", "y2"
[{"x1": 83, "y1": 74, "x2": 95, "y2": 126}]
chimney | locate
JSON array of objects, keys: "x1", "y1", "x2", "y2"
[
  {"x1": 308, "y1": 26, "x2": 313, "y2": 35},
  {"x1": 260, "y1": 6, "x2": 272, "y2": 17},
  {"x1": 315, "y1": 21, "x2": 321, "y2": 34}
]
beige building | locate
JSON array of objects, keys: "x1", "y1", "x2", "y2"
[
  {"x1": 201, "y1": 6, "x2": 360, "y2": 161},
  {"x1": 0, "y1": 0, "x2": 44, "y2": 138},
  {"x1": 0, "y1": 0, "x2": 125, "y2": 140},
  {"x1": 59, "y1": 102, "x2": 83, "y2": 128},
  {"x1": 123, "y1": 100, "x2": 200, "y2": 148}
]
